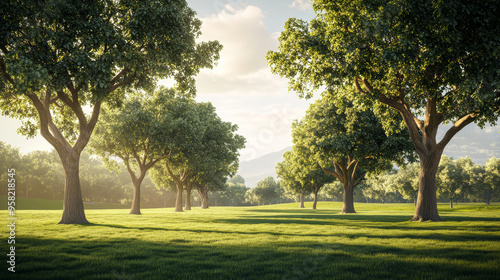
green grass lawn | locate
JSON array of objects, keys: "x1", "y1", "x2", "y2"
[{"x1": 1, "y1": 202, "x2": 499, "y2": 280}]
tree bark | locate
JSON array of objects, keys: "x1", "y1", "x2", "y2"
[
  {"x1": 129, "y1": 182, "x2": 142, "y2": 214},
  {"x1": 175, "y1": 183, "x2": 183, "y2": 212},
  {"x1": 322, "y1": 157, "x2": 362, "y2": 214},
  {"x1": 450, "y1": 198, "x2": 453, "y2": 209},
  {"x1": 201, "y1": 190, "x2": 209, "y2": 209},
  {"x1": 486, "y1": 188, "x2": 490, "y2": 205},
  {"x1": 124, "y1": 160, "x2": 147, "y2": 215},
  {"x1": 312, "y1": 190, "x2": 318, "y2": 209},
  {"x1": 299, "y1": 193, "x2": 305, "y2": 208},
  {"x1": 58, "y1": 150, "x2": 88, "y2": 224},
  {"x1": 185, "y1": 182, "x2": 192, "y2": 210},
  {"x1": 411, "y1": 152, "x2": 443, "y2": 221},
  {"x1": 342, "y1": 184, "x2": 356, "y2": 213}
]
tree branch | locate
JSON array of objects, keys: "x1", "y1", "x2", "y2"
[{"x1": 437, "y1": 113, "x2": 476, "y2": 152}]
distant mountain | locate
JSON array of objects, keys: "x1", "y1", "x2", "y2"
[
  {"x1": 237, "y1": 147, "x2": 291, "y2": 188},
  {"x1": 236, "y1": 124, "x2": 499, "y2": 188}
]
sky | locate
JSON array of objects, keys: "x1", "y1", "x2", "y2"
[{"x1": 1, "y1": 0, "x2": 499, "y2": 163}]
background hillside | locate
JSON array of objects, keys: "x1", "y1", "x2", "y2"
[{"x1": 237, "y1": 124, "x2": 499, "y2": 188}]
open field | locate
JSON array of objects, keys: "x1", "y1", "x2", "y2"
[{"x1": 1, "y1": 202, "x2": 499, "y2": 279}]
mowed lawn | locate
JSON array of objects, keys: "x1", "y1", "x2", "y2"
[{"x1": 1, "y1": 202, "x2": 499, "y2": 280}]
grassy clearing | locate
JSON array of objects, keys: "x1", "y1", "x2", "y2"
[{"x1": 1, "y1": 202, "x2": 499, "y2": 280}]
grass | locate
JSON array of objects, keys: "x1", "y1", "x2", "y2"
[
  {"x1": 1, "y1": 202, "x2": 499, "y2": 280},
  {"x1": 0, "y1": 196, "x2": 130, "y2": 210}
]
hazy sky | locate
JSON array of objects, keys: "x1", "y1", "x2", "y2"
[{"x1": 1, "y1": 0, "x2": 498, "y2": 163}]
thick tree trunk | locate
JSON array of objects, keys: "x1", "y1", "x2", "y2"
[
  {"x1": 129, "y1": 183, "x2": 142, "y2": 214},
  {"x1": 299, "y1": 193, "x2": 305, "y2": 208},
  {"x1": 312, "y1": 191, "x2": 318, "y2": 209},
  {"x1": 185, "y1": 183, "x2": 192, "y2": 210},
  {"x1": 411, "y1": 153, "x2": 443, "y2": 221},
  {"x1": 175, "y1": 183, "x2": 183, "y2": 212},
  {"x1": 58, "y1": 151, "x2": 88, "y2": 224},
  {"x1": 202, "y1": 192, "x2": 209, "y2": 209},
  {"x1": 342, "y1": 184, "x2": 356, "y2": 213}
]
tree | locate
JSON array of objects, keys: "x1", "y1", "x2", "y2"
[
  {"x1": 90, "y1": 88, "x2": 198, "y2": 214},
  {"x1": 0, "y1": 0, "x2": 222, "y2": 223},
  {"x1": 392, "y1": 163, "x2": 420, "y2": 206},
  {"x1": 268, "y1": 0, "x2": 500, "y2": 221},
  {"x1": 246, "y1": 177, "x2": 281, "y2": 206},
  {"x1": 22, "y1": 150, "x2": 64, "y2": 200},
  {"x1": 276, "y1": 150, "x2": 311, "y2": 208},
  {"x1": 151, "y1": 100, "x2": 245, "y2": 212},
  {"x1": 294, "y1": 94, "x2": 415, "y2": 213},
  {"x1": 437, "y1": 156, "x2": 471, "y2": 208},
  {"x1": 363, "y1": 170, "x2": 398, "y2": 204},
  {"x1": 485, "y1": 157, "x2": 500, "y2": 205},
  {"x1": 319, "y1": 181, "x2": 343, "y2": 202}
]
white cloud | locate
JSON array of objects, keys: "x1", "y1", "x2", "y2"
[
  {"x1": 200, "y1": 5, "x2": 276, "y2": 76},
  {"x1": 289, "y1": 0, "x2": 312, "y2": 10},
  {"x1": 192, "y1": 4, "x2": 318, "y2": 161},
  {"x1": 196, "y1": 5, "x2": 284, "y2": 95}
]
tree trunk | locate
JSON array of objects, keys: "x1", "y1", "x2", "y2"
[
  {"x1": 486, "y1": 188, "x2": 490, "y2": 205},
  {"x1": 129, "y1": 182, "x2": 142, "y2": 214},
  {"x1": 125, "y1": 163, "x2": 146, "y2": 215},
  {"x1": 185, "y1": 183, "x2": 192, "y2": 210},
  {"x1": 312, "y1": 191, "x2": 318, "y2": 209},
  {"x1": 175, "y1": 183, "x2": 183, "y2": 212},
  {"x1": 196, "y1": 187, "x2": 209, "y2": 209},
  {"x1": 450, "y1": 198, "x2": 453, "y2": 209},
  {"x1": 342, "y1": 184, "x2": 356, "y2": 213},
  {"x1": 299, "y1": 193, "x2": 305, "y2": 208},
  {"x1": 58, "y1": 151, "x2": 88, "y2": 224},
  {"x1": 163, "y1": 190, "x2": 167, "y2": 208},
  {"x1": 414, "y1": 193, "x2": 417, "y2": 208},
  {"x1": 411, "y1": 153, "x2": 443, "y2": 221}
]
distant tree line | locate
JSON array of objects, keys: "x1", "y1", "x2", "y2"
[{"x1": 0, "y1": 142, "x2": 251, "y2": 208}]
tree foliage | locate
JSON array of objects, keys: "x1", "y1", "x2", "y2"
[
  {"x1": 0, "y1": 0, "x2": 222, "y2": 224},
  {"x1": 267, "y1": 0, "x2": 500, "y2": 221},
  {"x1": 293, "y1": 93, "x2": 415, "y2": 213}
]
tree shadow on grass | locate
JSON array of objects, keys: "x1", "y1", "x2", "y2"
[{"x1": 10, "y1": 235, "x2": 500, "y2": 280}]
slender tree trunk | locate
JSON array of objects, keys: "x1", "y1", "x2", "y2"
[
  {"x1": 175, "y1": 183, "x2": 183, "y2": 212},
  {"x1": 163, "y1": 190, "x2": 167, "y2": 208},
  {"x1": 58, "y1": 151, "x2": 88, "y2": 224},
  {"x1": 198, "y1": 188, "x2": 209, "y2": 209},
  {"x1": 312, "y1": 191, "x2": 318, "y2": 209},
  {"x1": 299, "y1": 193, "x2": 305, "y2": 208},
  {"x1": 486, "y1": 188, "x2": 490, "y2": 205},
  {"x1": 411, "y1": 153, "x2": 443, "y2": 221},
  {"x1": 185, "y1": 183, "x2": 192, "y2": 210},
  {"x1": 414, "y1": 193, "x2": 417, "y2": 208},
  {"x1": 450, "y1": 198, "x2": 453, "y2": 209},
  {"x1": 125, "y1": 163, "x2": 146, "y2": 215},
  {"x1": 130, "y1": 182, "x2": 142, "y2": 214},
  {"x1": 342, "y1": 183, "x2": 356, "y2": 213}
]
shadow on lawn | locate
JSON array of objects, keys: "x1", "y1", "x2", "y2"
[
  {"x1": 12, "y1": 234, "x2": 500, "y2": 280},
  {"x1": 82, "y1": 212, "x2": 500, "y2": 243}
]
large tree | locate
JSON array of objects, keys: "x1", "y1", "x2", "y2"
[
  {"x1": 0, "y1": 0, "x2": 221, "y2": 223},
  {"x1": 267, "y1": 0, "x2": 500, "y2": 221},
  {"x1": 294, "y1": 94, "x2": 415, "y2": 213}
]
